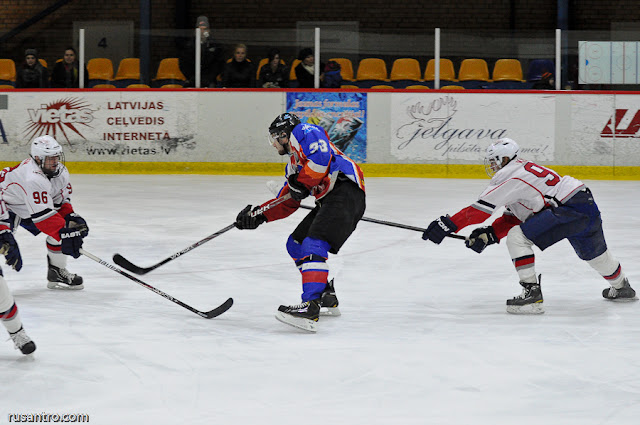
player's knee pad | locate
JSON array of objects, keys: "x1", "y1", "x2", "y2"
[
  {"x1": 0, "y1": 276, "x2": 15, "y2": 311},
  {"x1": 286, "y1": 235, "x2": 304, "y2": 262},
  {"x1": 506, "y1": 226, "x2": 534, "y2": 258},
  {"x1": 301, "y1": 237, "x2": 330, "y2": 260}
]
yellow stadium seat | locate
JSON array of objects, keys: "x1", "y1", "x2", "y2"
[
  {"x1": 87, "y1": 58, "x2": 114, "y2": 80},
  {"x1": 289, "y1": 59, "x2": 301, "y2": 81},
  {"x1": 329, "y1": 58, "x2": 355, "y2": 81},
  {"x1": 405, "y1": 85, "x2": 430, "y2": 89},
  {"x1": 38, "y1": 58, "x2": 47, "y2": 68},
  {"x1": 256, "y1": 57, "x2": 286, "y2": 79},
  {"x1": 356, "y1": 58, "x2": 388, "y2": 81},
  {"x1": 458, "y1": 59, "x2": 490, "y2": 82},
  {"x1": 161, "y1": 84, "x2": 184, "y2": 88},
  {"x1": 0, "y1": 59, "x2": 16, "y2": 83},
  {"x1": 155, "y1": 58, "x2": 187, "y2": 81},
  {"x1": 92, "y1": 84, "x2": 116, "y2": 89},
  {"x1": 390, "y1": 58, "x2": 422, "y2": 82},
  {"x1": 115, "y1": 58, "x2": 141, "y2": 81},
  {"x1": 492, "y1": 59, "x2": 525, "y2": 82},
  {"x1": 340, "y1": 84, "x2": 358, "y2": 89},
  {"x1": 424, "y1": 59, "x2": 457, "y2": 81},
  {"x1": 127, "y1": 84, "x2": 150, "y2": 88},
  {"x1": 0, "y1": 84, "x2": 15, "y2": 89},
  {"x1": 369, "y1": 85, "x2": 393, "y2": 89},
  {"x1": 440, "y1": 85, "x2": 465, "y2": 90}
]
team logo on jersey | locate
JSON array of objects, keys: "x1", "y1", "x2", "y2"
[
  {"x1": 24, "y1": 98, "x2": 95, "y2": 148},
  {"x1": 601, "y1": 109, "x2": 640, "y2": 138}
]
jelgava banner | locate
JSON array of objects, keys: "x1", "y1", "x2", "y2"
[
  {"x1": 390, "y1": 92, "x2": 555, "y2": 162},
  {"x1": 0, "y1": 91, "x2": 197, "y2": 161}
]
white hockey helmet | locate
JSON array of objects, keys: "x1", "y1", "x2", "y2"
[
  {"x1": 30, "y1": 135, "x2": 64, "y2": 178},
  {"x1": 485, "y1": 138, "x2": 519, "y2": 177}
]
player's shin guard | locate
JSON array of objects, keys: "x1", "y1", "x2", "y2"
[
  {"x1": 297, "y1": 238, "x2": 331, "y2": 302},
  {"x1": 507, "y1": 226, "x2": 537, "y2": 284},
  {"x1": 47, "y1": 236, "x2": 83, "y2": 290},
  {"x1": 0, "y1": 276, "x2": 23, "y2": 334},
  {"x1": 588, "y1": 250, "x2": 637, "y2": 301}
]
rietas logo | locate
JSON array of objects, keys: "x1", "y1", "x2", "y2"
[
  {"x1": 601, "y1": 109, "x2": 640, "y2": 138},
  {"x1": 24, "y1": 98, "x2": 95, "y2": 144}
]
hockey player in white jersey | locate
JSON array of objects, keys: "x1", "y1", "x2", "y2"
[
  {"x1": 422, "y1": 138, "x2": 635, "y2": 314},
  {"x1": 0, "y1": 135, "x2": 88, "y2": 289},
  {"x1": 0, "y1": 200, "x2": 36, "y2": 354}
]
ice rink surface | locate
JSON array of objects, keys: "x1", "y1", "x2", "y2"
[{"x1": 1, "y1": 174, "x2": 639, "y2": 425}]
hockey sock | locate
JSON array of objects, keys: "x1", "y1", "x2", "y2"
[
  {"x1": 0, "y1": 276, "x2": 22, "y2": 334},
  {"x1": 297, "y1": 238, "x2": 331, "y2": 302},
  {"x1": 587, "y1": 249, "x2": 627, "y2": 288},
  {"x1": 507, "y1": 226, "x2": 537, "y2": 283},
  {"x1": 47, "y1": 235, "x2": 68, "y2": 269}
]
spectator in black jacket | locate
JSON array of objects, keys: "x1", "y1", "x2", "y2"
[
  {"x1": 16, "y1": 49, "x2": 49, "y2": 88},
  {"x1": 50, "y1": 47, "x2": 88, "y2": 88},
  {"x1": 180, "y1": 16, "x2": 225, "y2": 88},
  {"x1": 295, "y1": 48, "x2": 324, "y2": 88},
  {"x1": 259, "y1": 48, "x2": 289, "y2": 88},
  {"x1": 222, "y1": 44, "x2": 255, "y2": 88}
]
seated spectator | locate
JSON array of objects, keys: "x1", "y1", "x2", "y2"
[
  {"x1": 16, "y1": 48, "x2": 49, "y2": 88},
  {"x1": 221, "y1": 44, "x2": 255, "y2": 88},
  {"x1": 180, "y1": 15, "x2": 225, "y2": 88},
  {"x1": 259, "y1": 48, "x2": 289, "y2": 88},
  {"x1": 50, "y1": 47, "x2": 88, "y2": 88},
  {"x1": 295, "y1": 48, "x2": 324, "y2": 88},
  {"x1": 532, "y1": 71, "x2": 554, "y2": 90}
]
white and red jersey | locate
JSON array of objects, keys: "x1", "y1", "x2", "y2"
[
  {"x1": 450, "y1": 158, "x2": 584, "y2": 239},
  {"x1": 0, "y1": 158, "x2": 74, "y2": 240}
]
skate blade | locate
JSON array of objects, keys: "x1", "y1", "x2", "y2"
[
  {"x1": 604, "y1": 296, "x2": 638, "y2": 302},
  {"x1": 275, "y1": 312, "x2": 317, "y2": 333},
  {"x1": 47, "y1": 281, "x2": 84, "y2": 290},
  {"x1": 506, "y1": 302, "x2": 544, "y2": 315},
  {"x1": 320, "y1": 306, "x2": 341, "y2": 316}
]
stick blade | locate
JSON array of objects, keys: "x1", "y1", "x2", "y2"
[
  {"x1": 112, "y1": 253, "x2": 151, "y2": 275},
  {"x1": 204, "y1": 298, "x2": 234, "y2": 319}
]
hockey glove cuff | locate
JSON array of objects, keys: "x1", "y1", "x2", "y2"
[
  {"x1": 287, "y1": 174, "x2": 310, "y2": 201},
  {"x1": 65, "y1": 212, "x2": 89, "y2": 238},
  {"x1": 0, "y1": 229, "x2": 22, "y2": 271},
  {"x1": 465, "y1": 226, "x2": 499, "y2": 253},
  {"x1": 422, "y1": 215, "x2": 458, "y2": 244}
]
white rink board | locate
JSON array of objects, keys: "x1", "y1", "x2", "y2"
[{"x1": 0, "y1": 90, "x2": 639, "y2": 166}]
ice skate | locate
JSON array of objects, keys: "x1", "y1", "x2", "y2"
[
  {"x1": 506, "y1": 275, "x2": 544, "y2": 314},
  {"x1": 320, "y1": 279, "x2": 341, "y2": 316},
  {"x1": 275, "y1": 299, "x2": 320, "y2": 332},
  {"x1": 47, "y1": 258, "x2": 84, "y2": 290},
  {"x1": 9, "y1": 326, "x2": 36, "y2": 355},
  {"x1": 602, "y1": 278, "x2": 637, "y2": 301}
]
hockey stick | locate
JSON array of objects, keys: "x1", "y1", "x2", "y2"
[
  {"x1": 265, "y1": 181, "x2": 465, "y2": 240},
  {"x1": 296, "y1": 204, "x2": 466, "y2": 240},
  {"x1": 80, "y1": 248, "x2": 233, "y2": 319},
  {"x1": 112, "y1": 194, "x2": 293, "y2": 275}
]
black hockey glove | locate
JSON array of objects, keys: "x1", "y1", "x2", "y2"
[
  {"x1": 465, "y1": 226, "x2": 499, "y2": 253},
  {"x1": 65, "y1": 212, "x2": 89, "y2": 238},
  {"x1": 287, "y1": 174, "x2": 310, "y2": 201},
  {"x1": 0, "y1": 229, "x2": 22, "y2": 271},
  {"x1": 235, "y1": 205, "x2": 267, "y2": 230},
  {"x1": 59, "y1": 227, "x2": 84, "y2": 258},
  {"x1": 422, "y1": 215, "x2": 458, "y2": 244}
]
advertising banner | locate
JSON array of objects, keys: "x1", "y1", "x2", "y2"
[
  {"x1": 286, "y1": 92, "x2": 367, "y2": 162},
  {"x1": 390, "y1": 93, "x2": 555, "y2": 162},
  {"x1": 0, "y1": 91, "x2": 197, "y2": 161}
]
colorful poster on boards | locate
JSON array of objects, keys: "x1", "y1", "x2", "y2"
[
  {"x1": 390, "y1": 93, "x2": 555, "y2": 162},
  {"x1": 286, "y1": 92, "x2": 367, "y2": 162},
  {"x1": 0, "y1": 92, "x2": 197, "y2": 161}
]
